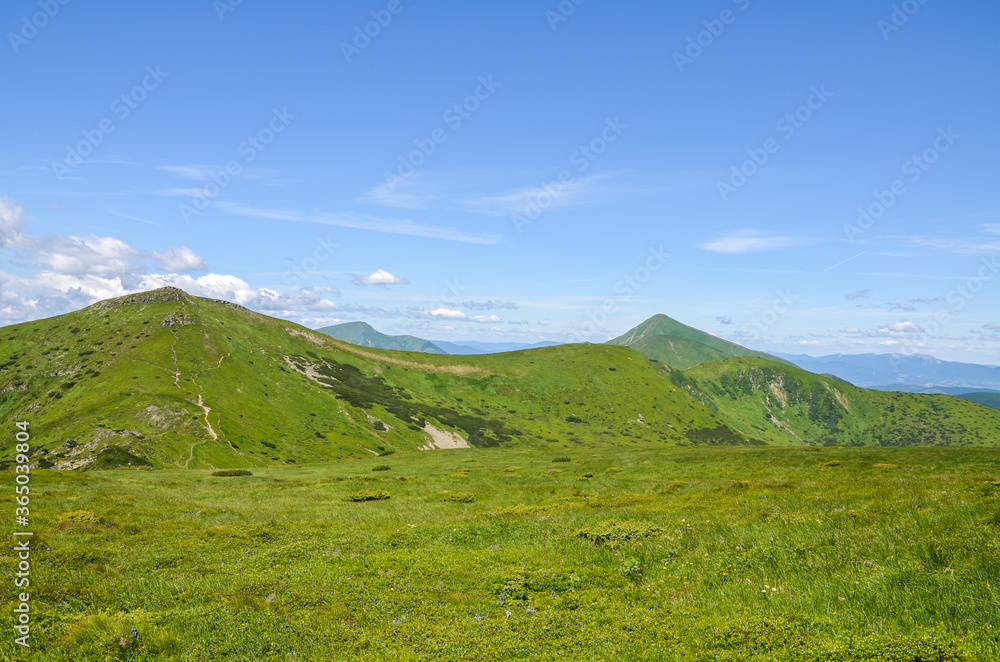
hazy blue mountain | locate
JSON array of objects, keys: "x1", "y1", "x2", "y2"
[
  {"x1": 776, "y1": 352, "x2": 1000, "y2": 391},
  {"x1": 431, "y1": 339, "x2": 562, "y2": 355},
  {"x1": 316, "y1": 322, "x2": 445, "y2": 354}
]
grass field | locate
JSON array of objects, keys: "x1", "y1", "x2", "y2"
[{"x1": 3, "y1": 446, "x2": 999, "y2": 660}]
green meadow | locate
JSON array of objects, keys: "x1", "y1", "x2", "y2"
[{"x1": 3, "y1": 445, "x2": 999, "y2": 661}]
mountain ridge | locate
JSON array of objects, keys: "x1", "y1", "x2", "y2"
[{"x1": 3, "y1": 289, "x2": 999, "y2": 471}]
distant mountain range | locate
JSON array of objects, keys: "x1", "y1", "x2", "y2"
[
  {"x1": 317, "y1": 322, "x2": 560, "y2": 355},
  {"x1": 775, "y1": 352, "x2": 1000, "y2": 393},
  {"x1": 431, "y1": 339, "x2": 562, "y2": 355},
  {"x1": 316, "y1": 321, "x2": 447, "y2": 354}
]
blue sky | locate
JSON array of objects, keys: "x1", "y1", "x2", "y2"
[{"x1": 1, "y1": 0, "x2": 999, "y2": 363}]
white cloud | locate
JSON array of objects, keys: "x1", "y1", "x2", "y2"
[
  {"x1": 470, "y1": 314, "x2": 501, "y2": 323},
  {"x1": 152, "y1": 247, "x2": 208, "y2": 272},
  {"x1": 699, "y1": 229, "x2": 798, "y2": 254},
  {"x1": 984, "y1": 323, "x2": 1000, "y2": 332},
  {"x1": 0, "y1": 270, "x2": 342, "y2": 327},
  {"x1": 845, "y1": 289, "x2": 869, "y2": 300},
  {"x1": 33, "y1": 234, "x2": 144, "y2": 276},
  {"x1": 352, "y1": 269, "x2": 409, "y2": 286},
  {"x1": 429, "y1": 308, "x2": 466, "y2": 319},
  {"x1": 0, "y1": 197, "x2": 316, "y2": 326},
  {"x1": 0, "y1": 196, "x2": 25, "y2": 247}
]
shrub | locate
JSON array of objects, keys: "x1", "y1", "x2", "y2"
[
  {"x1": 576, "y1": 518, "x2": 659, "y2": 547},
  {"x1": 344, "y1": 489, "x2": 390, "y2": 502},
  {"x1": 372, "y1": 464, "x2": 391, "y2": 472},
  {"x1": 211, "y1": 469, "x2": 253, "y2": 477},
  {"x1": 553, "y1": 457, "x2": 571, "y2": 463},
  {"x1": 443, "y1": 492, "x2": 476, "y2": 503}
]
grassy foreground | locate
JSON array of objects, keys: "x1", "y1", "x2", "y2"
[{"x1": 3, "y1": 446, "x2": 999, "y2": 661}]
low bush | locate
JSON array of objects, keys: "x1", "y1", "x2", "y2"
[
  {"x1": 344, "y1": 489, "x2": 390, "y2": 502},
  {"x1": 211, "y1": 469, "x2": 253, "y2": 477}
]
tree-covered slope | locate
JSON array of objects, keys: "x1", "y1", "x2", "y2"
[
  {"x1": 958, "y1": 391, "x2": 1000, "y2": 411},
  {"x1": 677, "y1": 356, "x2": 1000, "y2": 447}
]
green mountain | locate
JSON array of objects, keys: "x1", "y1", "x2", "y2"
[
  {"x1": 958, "y1": 391, "x2": 1000, "y2": 411},
  {"x1": 316, "y1": 321, "x2": 445, "y2": 354},
  {"x1": 675, "y1": 356, "x2": 1000, "y2": 447},
  {"x1": 3, "y1": 290, "x2": 999, "y2": 471},
  {"x1": 0, "y1": 288, "x2": 747, "y2": 470},
  {"x1": 607, "y1": 314, "x2": 791, "y2": 370}
]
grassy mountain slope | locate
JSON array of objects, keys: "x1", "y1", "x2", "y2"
[
  {"x1": 0, "y1": 289, "x2": 748, "y2": 470},
  {"x1": 607, "y1": 314, "x2": 791, "y2": 370},
  {"x1": 316, "y1": 321, "x2": 445, "y2": 354},
  {"x1": 959, "y1": 391, "x2": 1000, "y2": 411},
  {"x1": 676, "y1": 356, "x2": 1000, "y2": 447}
]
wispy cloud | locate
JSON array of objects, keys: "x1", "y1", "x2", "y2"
[
  {"x1": 699, "y1": 229, "x2": 799, "y2": 254},
  {"x1": 843, "y1": 321, "x2": 924, "y2": 337},
  {"x1": 216, "y1": 202, "x2": 501, "y2": 245},
  {"x1": 104, "y1": 208, "x2": 161, "y2": 227},
  {"x1": 462, "y1": 300, "x2": 518, "y2": 311},
  {"x1": 455, "y1": 175, "x2": 607, "y2": 217},
  {"x1": 845, "y1": 289, "x2": 869, "y2": 300}
]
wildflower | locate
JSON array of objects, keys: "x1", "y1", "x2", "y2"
[
  {"x1": 131, "y1": 627, "x2": 139, "y2": 639},
  {"x1": 526, "y1": 607, "x2": 535, "y2": 615},
  {"x1": 505, "y1": 610, "x2": 512, "y2": 618},
  {"x1": 498, "y1": 593, "x2": 506, "y2": 606},
  {"x1": 474, "y1": 613, "x2": 486, "y2": 621},
  {"x1": 551, "y1": 592, "x2": 556, "y2": 598},
  {"x1": 374, "y1": 597, "x2": 379, "y2": 608}
]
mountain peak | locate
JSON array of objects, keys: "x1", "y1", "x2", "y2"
[
  {"x1": 608, "y1": 313, "x2": 789, "y2": 370},
  {"x1": 88, "y1": 287, "x2": 192, "y2": 310}
]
